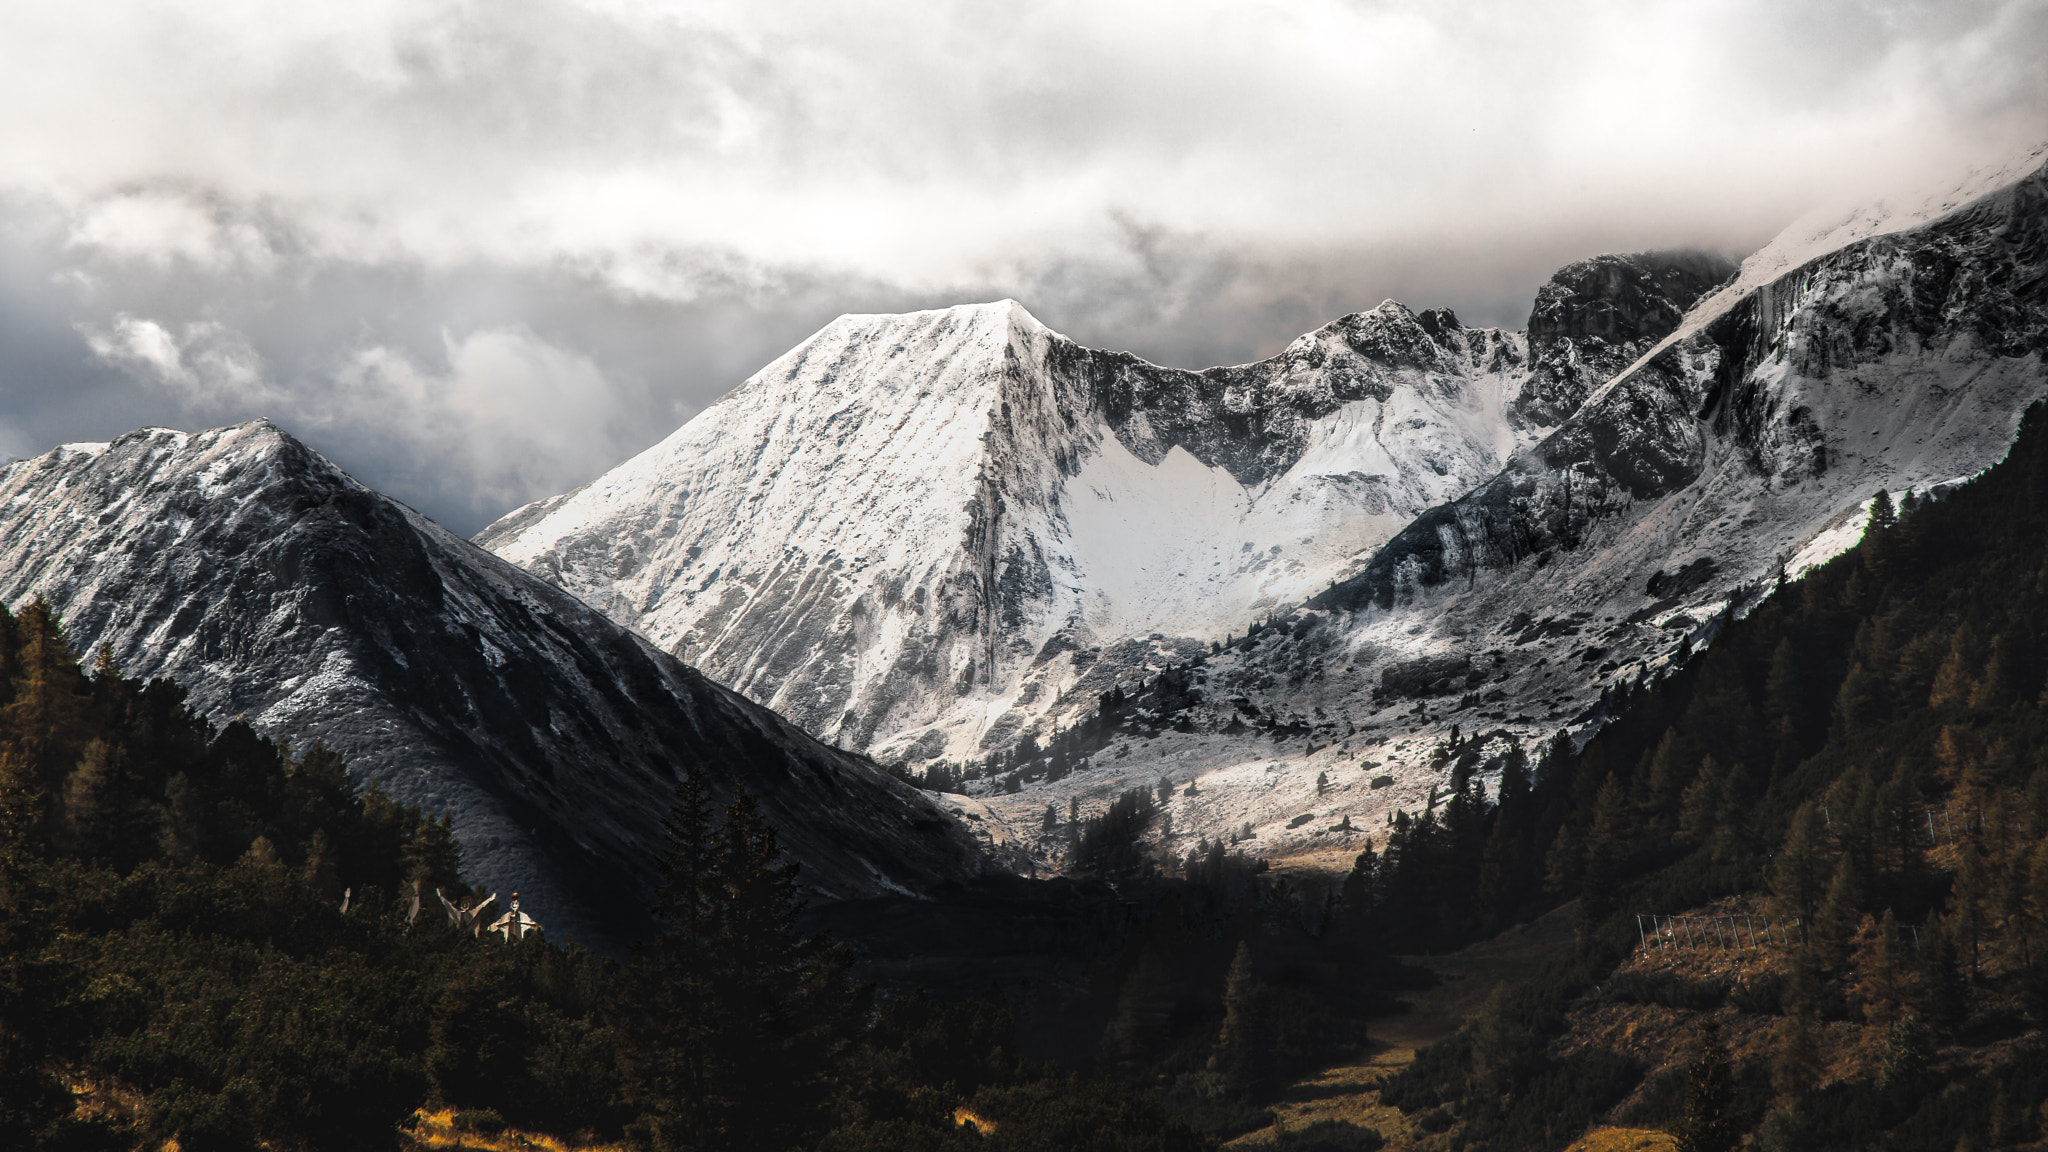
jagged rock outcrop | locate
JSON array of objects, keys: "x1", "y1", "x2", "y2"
[
  {"x1": 1315, "y1": 153, "x2": 2048, "y2": 615},
  {"x1": 1515, "y1": 250, "x2": 1738, "y2": 426},
  {"x1": 0, "y1": 422, "x2": 991, "y2": 946}
]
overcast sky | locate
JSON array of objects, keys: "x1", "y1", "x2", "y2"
[{"x1": 2, "y1": 0, "x2": 2044, "y2": 535}]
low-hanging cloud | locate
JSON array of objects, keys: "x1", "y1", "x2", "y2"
[
  {"x1": 1, "y1": 0, "x2": 2044, "y2": 531},
  {"x1": 81, "y1": 305, "x2": 652, "y2": 529}
]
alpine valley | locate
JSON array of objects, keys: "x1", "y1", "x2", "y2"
[
  {"x1": 5, "y1": 145, "x2": 2043, "y2": 932},
  {"x1": 8, "y1": 136, "x2": 2048, "y2": 1152}
]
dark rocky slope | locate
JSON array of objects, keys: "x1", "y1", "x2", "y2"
[
  {"x1": 0, "y1": 421, "x2": 990, "y2": 946},
  {"x1": 1314, "y1": 159, "x2": 2048, "y2": 615}
]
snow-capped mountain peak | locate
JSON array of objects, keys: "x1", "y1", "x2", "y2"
[
  {"x1": 480, "y1": 253, "x2": 1732, "y2": 763},
  {"x1": 0, "y1": 418, "x2": 991, "y2": 945}
]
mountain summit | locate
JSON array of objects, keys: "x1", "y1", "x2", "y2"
[
  {"x1": 479, "y1": 257, "x2": 1731, "y2": 763},
  {"x1": 0, "y1": 421, "x2": 990, "y2": 944}
]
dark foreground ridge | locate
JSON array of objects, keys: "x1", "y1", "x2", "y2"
[{"x1": 0, "y1": 421, "x2": 989, "y2": 946}]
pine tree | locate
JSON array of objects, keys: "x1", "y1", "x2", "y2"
[
  {"x1": 1575, "y1": 775, "x2": 1628, "y2": 946},
  {"x1": 2025, "y1": 838, "x2": 2048, "y2": 968},
  {"x1": 1676, "y1": 756, "x2": 1726, "y2": 847},
  {"x1": 1813, "y1": 853, "x2": 1865, "y2": 971},
  {"x1": 1969, "y1": 633, "x2": 2026, "y2": 709},
  {"x1": 1671, "y1": 1019, "x2": 1738, "y2": 1152},
  {"x1": 1915, "y1": 914, "x2": 1968, "y2": 1029},
  {"x1": 1878, "y1": 1014, "x2": 1932, "y2": 1093},
  {"x1": 1213, "y1": 941, "x2": 1275, "y2": 1096},
  {"x1": 1763, "y1": 637, "x2": 1803, "y2": 779},
  {"x1": 1930, "y1": 643, "x2": 1977, "y2": 710},
  {"x1": 1770, "y1": 801, "x2": 1829, "y2": 929},
  {"x1": 1769, "y1": 1012, "x2": 1819, "y2": 1104},
  {"x1": 1851, "y1": 910, "x2": 1907, "y2": 1024},
  {"x1": 1, "y1": 599, "x2": 88, "y2": 850},
  {"x1": 624, "y1": 774, "x2": 858, "y2": 1151},
  {"x1": 1952, "y1": 841, "x2": 1989, "y2": 980}
]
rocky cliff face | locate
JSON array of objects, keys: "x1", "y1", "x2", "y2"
[
  {"x1": 1516, "y1": 251, "x2": 1740, "y2": 427},
  {"x1": 952, "y1": 146, "x2": 2048, "y2": 870},
  {"x1": 0, "y1": 422, "x2": 990, "y2": 946},
  {"x1": 1320, "y1": 150, "x2": 2048, "y2": 616},
  {"x1": 478, "y1": 254, "x2": 1729, "y2": 766}
]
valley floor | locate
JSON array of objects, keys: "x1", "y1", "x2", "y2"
[{"x1": 1227, "y1": 903, "x2": 1580, "y2": 1150}]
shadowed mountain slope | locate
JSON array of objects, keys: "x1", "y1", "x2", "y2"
[{"x1": 0, "y1": 421, "x2": 990, "y2": 946}]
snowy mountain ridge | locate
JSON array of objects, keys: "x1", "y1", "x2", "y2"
[
  {"x1": 0, "y1": 421, "x2": 992, "y2": 945},
  {"x1": 486, "y1": 143, "x2": 2048, "y2": 876},
  {"x1": 956, "y1": 146, "x2": 2048, "y2": 871},
  {"x1": 479, "y1": 253, "x2": 1734, "y2": 765}
]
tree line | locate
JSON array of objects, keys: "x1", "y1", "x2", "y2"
[
  {"x1": 1372, "y1": 403, "x2": 2048, "y2": 1150},
  {"x1": 0, "y1": 598, "x2": 1217, "y2": 1151}
]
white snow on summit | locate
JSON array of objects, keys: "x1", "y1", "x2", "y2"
[{"x1": 480, "y1": 297, "x2": 1543, "y2": 757}]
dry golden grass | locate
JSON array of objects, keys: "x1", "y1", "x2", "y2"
[
  {"x1": 402, "y1": 1108, "x2": 625, "y2": 1152},
  {"x1": 1562, "y1": 1127, "x2": 1678, "y2": 1152}
]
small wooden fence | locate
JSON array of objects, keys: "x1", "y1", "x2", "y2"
[
  {"x1": 1636, "y1": 913, "x2": 1787, "y2": 951},
  {"x1": 1636, "y1": 913, "x2": 1925, "y2": 953}
]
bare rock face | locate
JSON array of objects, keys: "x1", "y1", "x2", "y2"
[
  {"x1": 481, "y1": 143, "x2": 2047, "y2": 878},
  {"x1": 1319, "y1": 156, "x2": 2048, "y2": 615},
  {"x1": 0, "y1": 422, "x2": 991, "y2": 947},
  {"x1": 1516, "y1": 250, "x2": 1738, "y2": 427}
]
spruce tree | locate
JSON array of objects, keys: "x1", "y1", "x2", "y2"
[
  {"x1": 625, "y1": 773, "x2": 858, "y2": 1152},
  {"x1": 1671, "y1": 1019, "x2": 1738, "y2": 1152},
  {"x1": 1574, "y1": 775, "x2": 1628, "y2": 945},
  {"x1": 1770, "y1": 801, "x2": 1829, "y2": 928}
]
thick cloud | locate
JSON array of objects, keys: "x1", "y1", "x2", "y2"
[{"x1": 1, "y1": 0, "x2": 2043, "y2": 532}]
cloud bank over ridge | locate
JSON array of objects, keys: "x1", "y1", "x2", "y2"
[{"x1": 1, "y1": 0, "x2": 2043, "y2": 532}]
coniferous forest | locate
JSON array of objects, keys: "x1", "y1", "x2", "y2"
[
  {"x1": 0, "y1": 599, "x2": 1224, "y2": 1151},
  {"x1": 1360, "y1": 403, "x2": 2048, "y2": 1150},
  {"x1": 12, "y1": 401, "x2": 2048, "y2": 1150}
]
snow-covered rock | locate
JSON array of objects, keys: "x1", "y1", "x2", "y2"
[
  {"x1": 962, "y1": 144, "x2": 2048, "y2": 870},
  {"x1": 0, "y1": 421, "x2": 991, "y2": 945},
  {"x1": 478, "y1": 253, "x2": 1732, "y2": 766}
]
